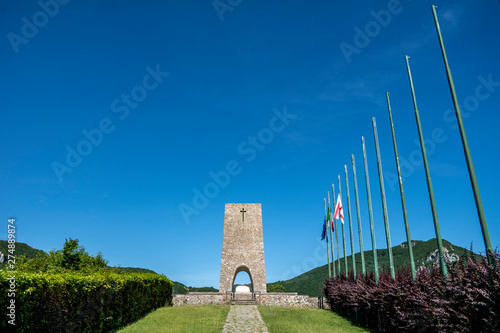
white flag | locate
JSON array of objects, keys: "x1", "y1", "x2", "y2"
[{"x1": 334, "y1": 193, "x2": 344, "y2": 224}]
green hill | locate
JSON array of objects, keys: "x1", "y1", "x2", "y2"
[
  {"x1": 0, "y1": 240, "x2": 158, "y2": 274},
  {"x1": 0, "y1": 240, "x2": 46, "y2": 261},
  {"x1": 172, "y1": 281, "x2": 219, "y2": 294},
  {"x1": 271, "y1": 238, "x2": 477, "y2": 297},
  {"x1": 113, "y1": 267, "x2": 158, "y2": 274}
]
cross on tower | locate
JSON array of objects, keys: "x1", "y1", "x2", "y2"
[{"x1": 240, "y1": 208, "x2": 247, "y2": 222}]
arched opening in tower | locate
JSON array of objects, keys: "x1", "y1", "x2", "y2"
[{"x1": 232, "y1": 266, "x2": 253, "y2": 292}]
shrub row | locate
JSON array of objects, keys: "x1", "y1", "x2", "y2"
[
  {"x1": 0, "y1": 271, "x2": 173, "y2": 332},
  {"x1": 323, "y1": 252, "x2": 500, "y2": 332}
]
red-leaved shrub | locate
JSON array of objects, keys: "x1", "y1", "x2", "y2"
[{"x1": 323, "y1": 251, "x2": 500, "y2": 332}]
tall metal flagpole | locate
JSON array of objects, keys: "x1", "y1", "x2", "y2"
[
  {"x1": 405, "y1": 55, "x2": 448, "y2": 279},
  {"x1": 324, "y1": 198, "x2": 332, "y2": 278},
  {"x1": 432, "y1": 5, "x2": 493, "y2": 260},
  {"x1": 339, "y1": 175, "x2": 348, "y2": 275},
  {"x1": 352, "y1": 155, "x2": 366, "y2": 276},
  {"x1": 328, "y1": 191, "x2": 336, "y2": 278},
  {"x1": 345, "y1": 165, "x2": 357, "y2": 279},
  {"x1": 372, "y1": 117, "x2": 395, "y2": 279},
  {"x1": 332, "y1": 183, "x2": 341, "y2": 276},
  {"x1": 386, "y1": 92, "x2": 416, "y2": 281},
  {"x1": 362, "y1": 136, "x2": 379, "y2": 283}
]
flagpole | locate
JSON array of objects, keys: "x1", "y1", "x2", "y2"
[
  {"x1": 328, "y1": 191, "x2": 336, "y2": 278},
  {"x1": 362, "y1": 136, "x2": 379, "y2": 283},
  {"x1": 405, "y1": 55, "x2": 448, "y2": 279},
  {"x1": 352, "y1": 155, "x2": 366, "y2": 276},
  {"x1": 332, "y1": 183, "x2": 341, "y2": 276},
  {"x1": 339, "y1": 175, "x2": 348, "y2": 275},
  {"x1": 372, "y1": 117, "x2": 395, "y2": 279},
  {"x1": 386, "y1": 92, "x2": 416, "y2": 281},
  {"x1": 432, "y1": 5, "x2": 493, "y2": 261},
  {"x1": 324, "y1": 198, "x2": 332, "y2": 278},
  {"x1": 345, "y1": 165, "x2": 357, "y2": 279}
]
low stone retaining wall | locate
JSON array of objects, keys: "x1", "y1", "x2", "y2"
[
  {"x1": 257, "y1": 293, "x2": 323, "y2": 308},
  {"x1": 172, "y1": 292, "x2": 230, "y2": 306},
  {"x1": 172, "y1": 292, "x2": 330, "y2": 309}
]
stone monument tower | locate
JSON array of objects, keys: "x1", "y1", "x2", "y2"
[{"x1": 219, "y1": 203, "x2": 267, "y2": 294}]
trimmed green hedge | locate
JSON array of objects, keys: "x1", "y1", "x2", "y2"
[{"x1": 0, "y1": 271, "x2": 173, "y2": 332}]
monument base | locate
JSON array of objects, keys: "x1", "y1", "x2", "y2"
[
  {"x1": 172, "y1": 292, "x2": 230, "y2": 306},
  {"x1": 172, "y1": 292, "x2": 330, "y2": 309}
]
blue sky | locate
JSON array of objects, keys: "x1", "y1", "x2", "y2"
[{"x1": 1, "y1": 0, "x2": 499, "y2": 288}]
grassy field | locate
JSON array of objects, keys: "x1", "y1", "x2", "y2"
[
  {"x1": 116, "y1": 305, "x2": 370, "y2": 333},
  {"x1": 258, "y1": 306, "x2": 371, "y2": 333},
  {"x1": 116, "y1": 305, "x2": 230, "y2": 333}
]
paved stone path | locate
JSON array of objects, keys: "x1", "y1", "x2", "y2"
[{"x1": 221, "y1": 305, "x2": 269, "y2": 333}]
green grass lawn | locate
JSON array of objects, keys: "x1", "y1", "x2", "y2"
[
  {"x1": 258, "y1": 306, "x2": 371, "y2": 333},
  {"x1": 116, "y1": 305, "x2": 230, "y2": 333},
  {"x1": 116, "y1": 305, "x2": 370, "y2": 333}
]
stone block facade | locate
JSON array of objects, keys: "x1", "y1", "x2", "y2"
[{"x1": 219, "y1": 204, "x2": 267, "y2": 294}]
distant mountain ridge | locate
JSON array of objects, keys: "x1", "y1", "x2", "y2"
[{"x1": 270, "y1": 238, "x2": 478, "y2": 297}]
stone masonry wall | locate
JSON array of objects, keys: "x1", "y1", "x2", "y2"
[
  {"x1": 172, "y1": 292, "x2": 330, "y2": 309},
  {"x1": 256, "y1": 293, "x2": 329, "y2": 309},
  {"x1": 172, "y1": 292, "x2": 231, "y2": 306},
  {"x1": 219, "y1": 204, "x2": 267, "y2": 293}
]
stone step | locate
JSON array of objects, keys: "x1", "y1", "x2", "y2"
[
  {"x1": 230, "y1": 299, "x2": 257, "y2": 305},
  {"x1": 233, "y1": 292, "x2": 253, "y2": 300}
]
